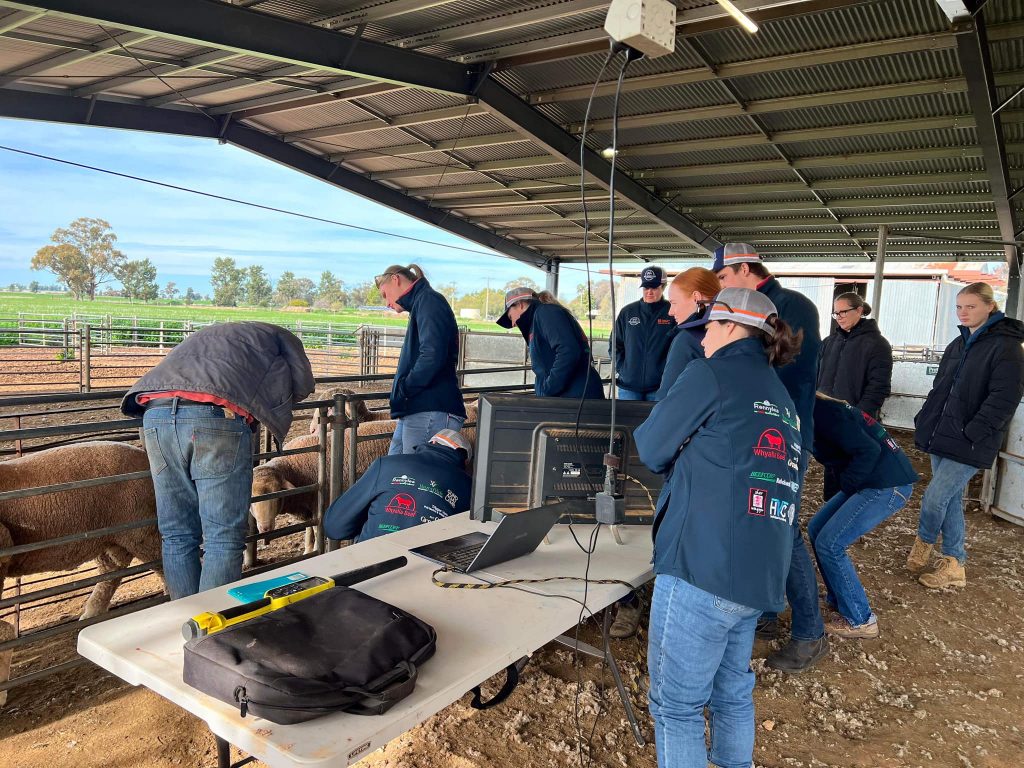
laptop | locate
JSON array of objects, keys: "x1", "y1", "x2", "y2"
[{"x1": 410, "y1": 503, "x2": 567, "y2": 573}]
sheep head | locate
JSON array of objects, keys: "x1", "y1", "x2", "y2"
[
  {"x1": 250, "y1": 468, "x2": 294, "y2": 534},
  {"x1": 309, "y1": 387, "x2": 380, "y2": 434}
]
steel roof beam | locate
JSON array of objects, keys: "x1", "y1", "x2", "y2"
[
  {"x1": 438, "y1": 191, "x2": 597, "y2": 208},
  {"x1": 2, "y1": 0, "x2": 475, "y2": 94},
  {"x1": 669, "y1": 171, "x2": 998, "y2": 199},
  {"x1": 711, "y1": 214, "x2": 998, "y2": 227},
  {"x1": 70, "y1": 49, "x2": 239, "y2": 97},
  {"x1": 468, "y1": 0, "x2": 867, "y2": 68},
  {"x1": 284, "y1": 104, "x2": 488, "y2": 142},
  {"x1": 317, "y1": 0, "x2": 462, "y2": 30},
  {"x1": 477, "y1": 77, "x2": 720, "y2": 250},
  {"x1": 330, "y1": 132, "x2": 526, "y2": 163},
  {"x1": 0, "y1": 28, "x2": 154, "y2": 88},
  {"x1": 369, "y1": 155, "x2": 561, "y2": 181},
  {"x1": 617, "y1": 114, "x2": 1011, "y2": 159},
  {"x1": 0, "y1": 7, "x2": 45, "y2": 33},
  {"x1": 951, "y1": 12, "x2": 1023, "y2": 316},
  {"x1": 212, "y1": 81, "x2": 398, "y2": 119},
  {"x1": 681, "y1": 193, "x2": 994, "y2": 214},
  {"x1": 0, "y1": 87, "x2": 553, "y2": 269},
  {"x1": 144, "y1": 63, "x2": 319, "y2": 108},
  {"x1": 529, "y1": 21, "x2": 1024, "y2": 104}
]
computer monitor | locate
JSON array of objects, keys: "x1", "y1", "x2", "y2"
[{"x1": 470, "y1": 393, "x2": 664, "y2": 524}]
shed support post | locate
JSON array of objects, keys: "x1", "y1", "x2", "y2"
[{"x1": 872, "y1": 225, "x2": 888, "y2": 321}]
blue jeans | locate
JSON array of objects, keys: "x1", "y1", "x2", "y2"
[
  {"x1": 142, "y1": 405, "x2": 254, "y2": 600},
  {"x1": 761, "y1": 454, "x2": 824, "y2": 641},
  {"x1": 617, "y1": 386, "x2": 658, "y2": 401},
  {"x1": 388, "y1": 411, "x2": 465, "y2": 455},
  {"x1": 808, "y1": 484, "x2": 913, "y2": 625},
  {"x1": 918, "y1": 455, "x2": 978, "y2": 564},
  {"x1": 648, "y1": 575, "x2": 760, "y2": 768}
]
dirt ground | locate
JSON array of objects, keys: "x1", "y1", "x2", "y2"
[{"x1": 2, "y1": 429, "x2": 1023, "y2": 768}]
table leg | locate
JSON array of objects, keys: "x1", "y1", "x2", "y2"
[
  {"x1": 212, "y1": 734, "x2": 257, "y2": 768},
  {"x1": 554, "y1": 609, "x2": 646, "y2": 748}
]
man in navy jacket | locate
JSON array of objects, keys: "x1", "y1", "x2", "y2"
[
  {"x1": 324, "y1": 429, "x2": 471, "y2": 543},
  {"x1": 376, "y1": 264, "x2": 466, "y2": 455},
  {"x1": 614, "y1": 265, "x2": 675, "y2": 401},
  {"x1": 715, "y1": 243, "x2": 827, "y2": 673}
]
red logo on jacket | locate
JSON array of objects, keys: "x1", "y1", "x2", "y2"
[
  {"x1": 753, "y1": 428, "x2": 786, "y2": 461},
  {"x1": 385, "y1": 493, "x2": 417, "y2": 517}
]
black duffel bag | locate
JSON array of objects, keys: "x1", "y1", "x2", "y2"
[{"x1": 183, "y1": 586, "x2": 436, "y2": 724}]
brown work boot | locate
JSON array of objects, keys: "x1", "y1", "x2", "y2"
[
  {"x1": 906, "y1": 537, "x2": 933, "y2": 572},
  {"x1": 609, "y1": 601, "x2": 643, "y2": 639},
  {"x1": 919, "y1": 556, "x2": 966, "y2": 589},
  {"x1": 825, "y1": 614, "x2": 880, "y2": 639}
]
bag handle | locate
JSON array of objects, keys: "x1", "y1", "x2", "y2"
[
  {"x1": 469, "y1": 656, "x2": 529, "y2": 711},
  {"x1": 344, "y1": 661, "x2": 418, "y2": 716}
]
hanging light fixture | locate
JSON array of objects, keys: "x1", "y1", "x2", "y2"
[{"x1": 715, "y1": 0, "x2": 759, "y2": 34}]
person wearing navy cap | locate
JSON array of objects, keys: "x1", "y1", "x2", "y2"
[
  {"x1": 497, "y1": 287, "x2": 604, "y2": 399},
  {"x1": 713, "y1": 243, "x2": 828, "y2": 674},
  {"x1": 613, "y1": 265, "x2": 674, "y2": 401},
  {"x1": 635, "y1": 287, "x2": 804, "y2": 768}
]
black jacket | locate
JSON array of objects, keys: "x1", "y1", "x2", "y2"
[
  {"x1": 914, "y1": 312, "x2": 1024, "y2": 468},
  {"x1": 390, "y1": 278, "x2": 466, "y2": 420},
  {"x1": 760, "y1": 277, "x2": 821, "y2": 455},
  {"x1": 812, "y1": 398, "x2": 918, "y2": 495},
  {"x1": 614, "y1": 298, "x2": 674, "y2": 393},
  {"x1": 817, "y1": 318, "x2": 892, "y2": 416},
  {"x1": 654, "y1": 314, "x2": 705, "y2": 400},
  {"x1": 324, "y1": 442, "x2": 470, "y2": 542},
  {"x1": 517, "y1": 302, "x2": 604, "y2": 399},
  {"x1": 121, "y1": 322, "x2": 314, "y2": 441}
]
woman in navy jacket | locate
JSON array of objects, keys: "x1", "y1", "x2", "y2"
[
  {"x1": 908, "y1": 282, "x2": 1024, "y2": 590},
  {"x1": 809, "y1": 395, "x2": 917, "y2": 639},
  {"x1": 496, "y1": 287, "x2": 604, "y2": 399},
  {"x1": 635, "y1": 287, "x2": 802, "y2": 768},
  {"x1": 654, "y1": 267, "x2": 720, "y2": 400}
]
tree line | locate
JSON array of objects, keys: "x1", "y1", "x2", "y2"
[{"x1": 29, "y1": 217, "x2": 615, "y2": 319}]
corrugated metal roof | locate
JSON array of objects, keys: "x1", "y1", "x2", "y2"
[{"x1": 0, "y1": 0, "x2": 1020, "y2": 266}]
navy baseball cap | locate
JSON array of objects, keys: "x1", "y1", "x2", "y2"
[
  {"x1": 639, "y1": 265, "x2": 666, "y2": 288},
  {"x1": 711, "y1": 243, "x2": 762, "y2": 273}
]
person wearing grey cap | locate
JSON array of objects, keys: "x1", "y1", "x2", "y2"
[
  {"x1": 496, "y1": 287, "x2": 604, "y2": 400},
  {"x1": 324, "y1": 428, "x2": 472, "y2": 543},
  {"x1": 613, "y1": 265, "x2": 674, "y2": 402},
  {"x1": 713, "y1": 242, "x2": 828, "y2": 674},
  {"x1": 635, "y1": 287, "x2": 804, "y2": 768}
]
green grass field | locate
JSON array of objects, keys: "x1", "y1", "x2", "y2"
[{"x1": 0, "y1": 292, "x2": 508, "y2": 333}]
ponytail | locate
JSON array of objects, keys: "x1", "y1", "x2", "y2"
[
  {"x1": 536, "y1": 290, "x2": 560, "y2": 305},
  {"x1": 760, "y1": 316, "x2": 802, "y2": 367},
  {"x1": 379, "y1": 263, "x2": 424, "y2": 283}
]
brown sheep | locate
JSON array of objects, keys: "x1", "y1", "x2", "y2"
[{"x1": 0, "y1": 441, "x2": 162, "y2": 706}]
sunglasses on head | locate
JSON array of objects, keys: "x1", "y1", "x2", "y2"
[{"x1": 374, "y1": 272, "x2": 396, "y2": 289}]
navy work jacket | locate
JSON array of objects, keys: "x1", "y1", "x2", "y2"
[
  {"x1": 614, "y1": 298, "x2": 674, "y2": 393},
  {"x1": 635, "y1": 337, "x2": 800, "y2": 613},
  {"x1": 324, "y1": 442, "x2": 471, "y2": 542},
  {"x1": 390, "y1": 278, "x2": 466, "y2": 420}
]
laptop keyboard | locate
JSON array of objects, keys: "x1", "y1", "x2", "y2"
[{"x1": 440, "y1": 543, "x2": 485, "y2": 570}]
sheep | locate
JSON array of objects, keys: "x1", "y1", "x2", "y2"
[
  {"x1": 0, "y1": 441, "x2": 162, "y2": 706},
  {"x1": 249, "y1": 389, "x2": 478, "y2": 552}
]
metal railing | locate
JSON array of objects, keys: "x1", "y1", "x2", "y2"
[{"x1": 0, "y1": 365, "x2": 552, "y2": 695}]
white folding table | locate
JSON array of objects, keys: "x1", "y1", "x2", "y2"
[{"x1": 78, "y1": 514, "x2": 654, "y2": 768}]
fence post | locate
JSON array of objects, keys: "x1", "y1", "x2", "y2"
[
  {"x1": 81, "y1": 323, "x2": 91, "y2": 393},
  {"x1": 326, "y1": 393, "x2": 345, "y2": 553},
  {"x1": 315, "y1": 405, "x2": 329, "y2": 555},
  {"x1": 62, "y1": 318, "x2": 70, "y2": 359},
  {"x1": 457, "y1": 327, "x2": 468, "y2": 388},
  {"x1": 159, "y1": 321, "x2": 165, "y2": 351},
  {"x1": 132, "y1": 316, "x2": 138, "y2": 346}
]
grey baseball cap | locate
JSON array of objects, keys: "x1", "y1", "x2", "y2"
[
  {"x1": 496, "y1": 286, "x2": 537, "y2": 329},
  {"x1": 704, "y1": 287, "x2": 778, "y2": 333},
  {"x1": 428, "y1": 428, "x2": 472, "y2": 462}
]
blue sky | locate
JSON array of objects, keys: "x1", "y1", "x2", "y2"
[{"x1": 0, "y1": 117, "x2": 542, "y2": 295}]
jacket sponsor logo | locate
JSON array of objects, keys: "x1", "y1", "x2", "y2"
[
  {"x1": 753, "y1": 399, "x2": 780, "y2": 418},
  {"x1": 445, "y1": 489, "x2": 459, "y2": 506},
  {"x1": 422, "y1": 504, "x2": 449, "y2": 519},
  {"x1": 418, "y1": 480, "x2": 444, "y2": 498},
  {"x1": 788, "y1": 456, "x2": 800, "y2": 471},
  {"x1": 378, "y1": 523, "x2": 401, "y2": 533},
  {"x1": 750, "y1": 471, "x2": 776, "y2": 482},
  {"x1": 628, "y1": 316, "x2": 641, "y2": 326},
  {"x1": 657, "y1": 318, "x2": 672, "y2": 325},
  {"x1": 385, "y1": 493, "x2": 417, "y2": 517},
  {"x1": 776, "y1": 478, "x2": 800, "y2": 493},
  {"x1": 391, "y1": 474, "x2": 416, "y2": 487},
  {"x1": 781, "y1": 406, "x2": 799, "y2": 431},
  {"x1": 748, "y1": 488, "x2": 767, "y2": 516},
  {"x1": 885, "y1": 437, "x2": 899, "y2": 451},
  {"x1": 753, "y1": 428, "x2": 786, "y2": 461},
  {"x1": 769, "y1": 497, "x2": 795, "y2": 524}
]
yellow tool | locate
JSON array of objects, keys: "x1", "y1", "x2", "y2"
[{"x1": 182, "y1": 556, "x2": 407, "y2": 640}]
